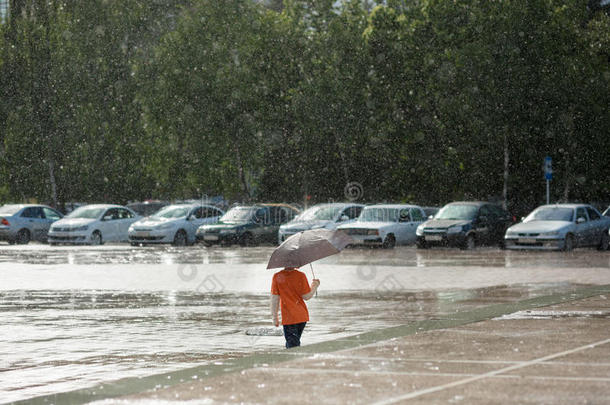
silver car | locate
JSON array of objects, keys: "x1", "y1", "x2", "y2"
[
  {"x1": 278, "y1": 203, "x2": 364, "y2": 244},
  {"x1": 504, "y1": 204, "x2": 610, "y2": 251},
  {"x1": 0, "y1": 204, "x2": 63, "y2": 244},
  {"x1": 128, "y1": 204, "x2": 224, "y2": 246}
]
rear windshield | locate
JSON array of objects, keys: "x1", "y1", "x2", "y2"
[{"x1": 0, "y1": 205, "x2": 22, "y2": 215}]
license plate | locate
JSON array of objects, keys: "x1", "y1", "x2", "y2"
[
  {"x1": 136, "y1": 231, "x2": 150, "y2": 237},
  {"x1": 203, "y1": 235, "x2": 218, "y2": 241},
  {"x1": 425, "y1": 235, "x2": 443, "y2": 241},
  {"x1": 519, "y1": 238, "x2": 536, "y2": 244}
]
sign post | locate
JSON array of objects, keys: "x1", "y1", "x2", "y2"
[{"x1": 544, "y1": 156, "x2": 552, "y2": 204}]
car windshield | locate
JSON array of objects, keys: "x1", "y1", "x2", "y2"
[
  {"x1": 66, "y1": 207, "x2": 105, "y2": 219},
  {"x1": 435, "y1": 205, "x2": 478, "y2": 220},
  {"x1": 152, "y1": 206, "x2": 189, "y2": 219},
  {"x1": 359, "y1": 208, "x2": 400, "y2": 223},
  {"x1": 0, "y1": 205, "x2": 22, "y2": 215},
  {"x1": 524, "y1": 207, "x2": 574, "y2": 222},
  {"x1": 221, "y1": 207, "x2": 258, "y2": 223},
  {"x1": 297, "y1": 205, "x2": 342, "y2": 221}
]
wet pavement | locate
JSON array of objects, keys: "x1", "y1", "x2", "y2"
[{"x1": 1, "y1": 244, "x2": 609, "y2": 403}]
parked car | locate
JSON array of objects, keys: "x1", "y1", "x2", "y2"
[
  {"x1": 47, "y1": 204, "x2": 140, "y2": 245},
  {"x1": 337, "y1": 204, "x2": 427, "y2": 248},
  {"x1": 416, "y1": 201, "x2": 514, "y2": 249},
  {"x1": 128, "y1": 204, "x2": 223, "y2": 246},
  {"x1": 278, "y1": 203, "x2": 364, "y2": 244},
  {"x1": 197, "y1": 204, "x2": 300, "y2": 247},
  {"x1": 0, "y1": 204, "x2": 63, "y2": 244},
  {"x1": 127, "y1": 200, "x2": 169, "y2": 217},
  {"x1": 504, "y1": 204, "x2": 610, "y2": 251}
]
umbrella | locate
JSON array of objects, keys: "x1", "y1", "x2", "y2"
[{"x1": 266, "y1": 228, "x2": 354, "y2": 271}]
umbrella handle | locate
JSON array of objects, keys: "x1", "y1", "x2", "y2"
[{"x1": 310, "y1": 263, "x2": 318, "y2": 297}]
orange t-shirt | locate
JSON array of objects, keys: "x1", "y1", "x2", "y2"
[{"x1": 271, "y1": 269, "x2": 311, "y2": 325}]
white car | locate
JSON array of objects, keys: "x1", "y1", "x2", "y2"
[
  {"x1": 504, "y1": 204, "x2": 610, "y2": 251},
  {"x1": 337, "y1": 204, "x2": 427, "y2": 248},
  {"x1": 48, "y1": 204, "x2": 140, "y2": 245},
  {"x1": 128, "y1": 204, "x2": 223, "y2": 246},
  {"x1": 278, "y1": 203, "x2": 364, "y2": 244}
]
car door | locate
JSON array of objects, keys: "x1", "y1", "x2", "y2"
[
  {"x1": 474, "y1": 205, "x2": 492, "y2": 245},
  {"x1": 396, "y1": 208, "x2": 416, "y2": 245},
  {"x1": 573, "y1": 207, "x2": 588, "y2": 247},
  {"x1": 21, "y1": 207, "x2": 47, "y2": 241},
  {"x1": 117, "y1": 208, "x2": 136, "y2": 241},
  {"x1": 100, "y1": 208, "x2": 120, "y2": 242},
  {"x1": 42, "y1": 207, "x2": 62, "y2": 240},
  {"x1": 187, "y1": 207, "x2": 206, "y2": 237},
  {"x1": 585, "y1": 206, "x2": 603, "y2": 246},
  {"x1": 251, "y1": 208, "x2": 270, "y2": 242}
]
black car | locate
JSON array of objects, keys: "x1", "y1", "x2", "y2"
[
  {"x1": 416, "y1": 201, "x2": 514, "y2": 249},
  {"x1": 197, "y1": 204, "x2": 300, "y2": 247}
]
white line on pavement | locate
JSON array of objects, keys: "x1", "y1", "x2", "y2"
[{"x1": 371, "y1": 338, "x2": 610, "y2": 405}]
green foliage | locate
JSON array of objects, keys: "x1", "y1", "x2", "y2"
[{"x1": 0, "y1": 0, "x2": 607, "y2": 212}]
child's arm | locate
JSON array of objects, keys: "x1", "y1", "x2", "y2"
[
  {"x1": 271, "y1": 294, "x2": 280, "y2": 327},
  {"x1": 302, "y1": 279, "x2": 320, "y2": 301}
]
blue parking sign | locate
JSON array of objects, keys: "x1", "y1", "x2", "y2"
[{"x1": 544, "y1": 156, "x2": 552, "y2": 180}]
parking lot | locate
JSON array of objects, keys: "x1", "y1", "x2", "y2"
[{"x1": 2, "y1": 244, "x2": 609, "y2": 404}]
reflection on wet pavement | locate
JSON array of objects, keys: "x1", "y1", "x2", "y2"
[
  {"x1": 1, "y1": 243, "x2": 609, "y2": 268},
  {"x1": 0, "y1": 244, "x2": 608, "y2": 402}
]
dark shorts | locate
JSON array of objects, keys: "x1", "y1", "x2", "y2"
[{"x1": 283, "y1": 322, "x2": 307, "y2": 348}]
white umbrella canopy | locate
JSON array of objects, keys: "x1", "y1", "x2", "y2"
[{"x1": 266, "y1": 229, "x2": 354, "y2": 270}]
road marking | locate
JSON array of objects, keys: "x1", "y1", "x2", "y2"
[
  {"x1": 308, "y1": 354, "x2": 610, "y2": 367},
  {"x1": 371, "y1": 338, "x2": 610, "y2": 405},
  {"x1": 252, "y1": 367, "x2": 610, "y2": 382}
]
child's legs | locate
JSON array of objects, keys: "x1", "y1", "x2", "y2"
[{"x1": 283, "y1": 322, "x2": 307, "y2": 348}]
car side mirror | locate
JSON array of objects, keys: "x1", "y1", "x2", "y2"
[
  {"x1": 576, "y1": 217, "x2": 586, "y2": 224},
  {"x1": 339, "y1": 215, "x2": 349, "y2": 222}
]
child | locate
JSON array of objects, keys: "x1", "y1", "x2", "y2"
[{"x1": 271, "y1": 266, "x2": 320, "y2": 348}]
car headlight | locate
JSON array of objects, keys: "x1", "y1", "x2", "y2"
[
  {"x1": 540, "y1": 230, "x2": 560, "y2": 236},
  {"x1": 505, "y1": 231, "x2": 516, "y2": 238},
  {"x1": 367, "y1": 229, "x2": 379, "y2": 235},
  {"x1": 157, "y1": 223, "x2": 174, "y2": 230},
  {"x1": 220, "y1": 229, "x2": 234, "y2": 234},
  {"x1": 73, "y1": 225, "x2": 89, "y2": 231},
  {"x1": 447, "y1": 226, "x2": 462, "y2": 234},
  {"x1": 416, "y1": 224, "x2": 425, "y2": 236}
]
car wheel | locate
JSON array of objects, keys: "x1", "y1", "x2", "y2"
[
  {"x1": 202, "y1": 241, "x2": 213, "y2": 247},
  {"x1": 239, "y1": 233, "x2": 254, "y2": 247},
  {"x1": 416, "y1": 240, "x2": 428, "y2": 249},
  {"x1": 563, "y1": 234, "x2": 574, "y2": 252},
  {"x1": 16, "y1": 229, "x2": 30, "y2": 245},
  {"x1": 598, "y1": 231, "x2": 609, "y2": 251},
  {"x1": 382, "y1": 234, "x2": 396, "y2": 249},
  {"x1": 90, "y1": 231, "x2": 102, "y2": 246},
  {"x1": 130, "y1": 242, "x2": 140, "y2": 247},
  {"x1": 462, "y1": 234, "x2": 476, "y2": 250},
  {"x1": 172, "y1": 230, "x2": 187, "y2": 247}
]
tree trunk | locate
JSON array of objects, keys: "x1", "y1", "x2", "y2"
[{"x1": 502, "y1": 132, "x2": 509, "y2": 210}]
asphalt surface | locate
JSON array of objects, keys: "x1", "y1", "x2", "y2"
[{"x1": 14, "y1": 284, "x2": 610, "y2": 405}]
